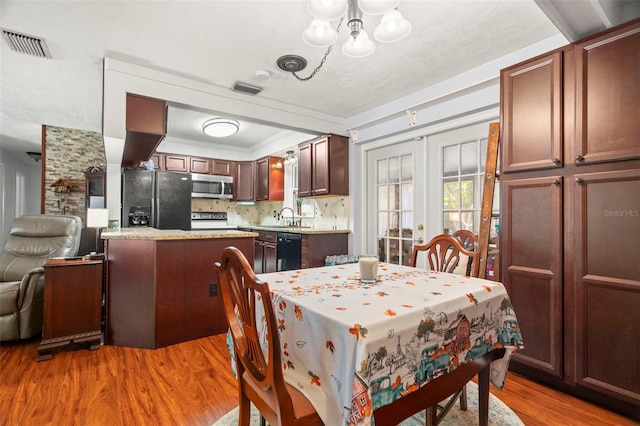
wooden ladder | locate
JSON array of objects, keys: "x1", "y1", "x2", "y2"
[{"x1": 477, "y1": 122, "x2": 500, "y2": 279}]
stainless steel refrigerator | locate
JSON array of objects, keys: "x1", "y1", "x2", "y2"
[{"x1": 121, "y1": 169, "x2": 192, "y2": 230}]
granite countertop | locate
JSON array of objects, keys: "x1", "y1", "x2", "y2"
[
  {"x1": 101, "y1": 226, "x2": 350, "y2": 240},
  {"x1": 244, "y1": 226, "x2": 351, "y2": 235},
  {"x1": 101, "y1": 228, "x2": 258, "y2": 240}
]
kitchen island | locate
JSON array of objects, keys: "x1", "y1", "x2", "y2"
[{"x1": 102, "y1": 227, "x2": 257, "y2": 349}]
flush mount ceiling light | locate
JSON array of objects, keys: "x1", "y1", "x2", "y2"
[
  {"x1": 278, "y1": 0, "x2": 411, "y2": 80},
  {"x1": 202, "y1": 118, "x2": 239, "y2": 138}
]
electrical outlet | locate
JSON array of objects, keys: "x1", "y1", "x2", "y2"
[{"x1": 209, "y1": 283, "x2": 218, "y2": 297}]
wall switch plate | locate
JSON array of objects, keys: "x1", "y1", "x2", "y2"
[{"x1": 209, "y1": 283, "x2": 218, "y2": 297}]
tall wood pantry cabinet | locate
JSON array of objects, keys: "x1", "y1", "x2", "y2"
[{"x1": 500, "y1": 18, "x2": 640, "y2": 419}]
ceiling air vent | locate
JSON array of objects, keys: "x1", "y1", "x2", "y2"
[
  {"x1": 232, "y1": 81, "x2": 263, "y2": 96},
  {"x1": 1, "y1": 28, "x2": 52, "y2": 59}
]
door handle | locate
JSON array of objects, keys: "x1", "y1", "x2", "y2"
[{"x1": 415, "y1": 237, "x2": 424, "y2": 244}]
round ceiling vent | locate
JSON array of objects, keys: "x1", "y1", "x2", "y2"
[{"x1": 277, "y1": 55, "x2": 307, "y2": 73}]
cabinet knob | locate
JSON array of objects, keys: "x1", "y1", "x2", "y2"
[
  {"x1": 552, "y1": 179, "x2": 560, "y2": 186},
  {"x1": 575, "y1": 155, "x2": 584, "y2": 162},
  {"x1": 552, "y1": 157, "x2": 560, "y2": 165},
  {"x1": 574, "y1": 177, "x2": 584, "y2": 184}
]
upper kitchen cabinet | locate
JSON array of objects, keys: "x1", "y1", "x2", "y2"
[
  {"x1": 211, "y1": 159, "x2": 234, "y2": 176},
  {"x1": 164, "y1": 154, "x2": 189, "y2": 172},
  {"x1": 500, "y1": 50, "x2": 563, "y2": 173},
  {"x1": 235, "y1": 161, "x2": 255, "y2": 201},
  {"x1": 189, "y1": 156, "x2": 211, "y2": 174},
  {"x1": 298, "y1": 134, "x2": 349, "y2": 197},
  {"x1": 574, "y1": 22, "x2": 640, "y2": 165},
  {"x1": 255, "y1": 156, "x2": 284, "y2": 201},
  {"x1": 149, "y1": 152, "x2": 164, "y2": 170},
  {"x1": 122, "y1": 94, "x2": 167, "y2": 168}
]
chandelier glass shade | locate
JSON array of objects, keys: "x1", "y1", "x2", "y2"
[
  {"x1": 303, "y1": 0, "x2": 411, "y2": 59},
  {"x1": 303, "y1": 19, "x2": 339, "y2": 47},
  {"x1": 202, "y1": 118, "x2": 239, "y2": 138},
  {"x1": 358, "y1": 0, "x2": 400, "y2": 15},
  {"x1": 307, "y1": 0, "x2": 348, "y2": 21},
  {"x1": 373, "y1": 8, "x2": 411, "y2": 43}
]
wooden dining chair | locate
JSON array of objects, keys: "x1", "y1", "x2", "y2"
[
  {"x1": 411, "y1": 233, "x2": 480, "y2": 277},
  {"x1": 453, "y1": 229, "x2": 477, "y2": 251},
  {"x1": 409, "y1": 234, "x2": 480, "y2": 425},
  {"x1": 215, "y1": 246, "x2": 324, "y2": 426}
]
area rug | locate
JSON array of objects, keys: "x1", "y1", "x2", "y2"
[{"x1": 212, "y1": 381, "x2": 523, "y2": 426}]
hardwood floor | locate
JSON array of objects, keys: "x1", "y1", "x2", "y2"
[{"x1": 0, "y1": 334, "x2": 637, "y2": 426}]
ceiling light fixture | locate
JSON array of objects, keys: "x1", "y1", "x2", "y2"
[
  {"x1": 283, "y1": 150, "x2": 297, "y2": 165},
  {"x1": 278, "y1": 0, "x2": 411, "y2": 80},
  {"x1": 202, "y1": 118, "x2": 240, "y2": 138}
]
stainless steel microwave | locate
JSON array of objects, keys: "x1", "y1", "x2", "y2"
[{"x1": 191, "y1": 173, "x2": 233, "y2": 199}]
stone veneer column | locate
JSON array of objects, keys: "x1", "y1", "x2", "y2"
[{"x1": 44, "y1": 125, "x2": 106, "y2": 222}]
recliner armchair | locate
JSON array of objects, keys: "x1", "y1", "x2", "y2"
[{"x1": 0, "y1": 214, "x2": 82, "y2": 341}]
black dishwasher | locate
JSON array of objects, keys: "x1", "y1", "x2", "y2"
[{"x1": 277, "y1": 233, "x2": 301, "y2": 271}]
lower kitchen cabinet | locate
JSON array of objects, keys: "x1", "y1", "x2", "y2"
[
  {"x1": 301, "y1": 233, "x2": 349, "y2": 268},
  {"x1": 254, "y1": 231, "x2": 277, "y2": 274}
]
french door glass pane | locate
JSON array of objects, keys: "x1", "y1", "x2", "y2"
[
  {"x1": 389, "y1": 157, "x2": 400, "y2": 183},
  {"x1": 460, "y1": 211, "x2": 474, "y2": 231},
  {"x1": 480, "y1": 138, "x2": 488, "y2": 173},
  {"x1": 401, "y1": 154, "x2": 413, "y2": 181},
  {"x1": 443, "y1": 179, "x2": 459, "y2": 209},
  {"x1": 443, "y1": 145, "x2": 458, "y2": 177},
  {"x1": 460, "y1": 177, "x2": 476, "y2": 209},
  {"x1": 378, "y1": 186, "x2": 388, "y2": 210},
  {"x1": 377, "y1": 159, "x2": 388, "y2": 184},
  {"x1": 377, "y1": 212, "x2": 388, "y2": 238},
  {"x1": 390, "y1": 184, "x2": 400, "y2": 210},
  {"x1": 461, "y1": 141, "x2": 478, "y2": 175}
]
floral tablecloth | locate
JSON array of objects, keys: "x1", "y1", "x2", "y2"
[{"x1": 255, "y1": 262, "x2": 523, "y2": 426}]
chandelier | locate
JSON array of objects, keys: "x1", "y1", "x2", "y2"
[{"x1": 278, "y1": 0, "x2": 411, "y2": 80}]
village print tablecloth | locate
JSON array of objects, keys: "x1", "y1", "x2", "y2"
[{"x1": 255, "y1": 262, "x2": 524, "y2": 426}]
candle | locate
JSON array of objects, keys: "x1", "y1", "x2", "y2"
[{"x1": 359, "y1": 255, "x2": 379, "y2": 283}]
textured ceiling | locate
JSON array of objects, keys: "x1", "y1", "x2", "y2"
[{"x1": 1, "y1": 0, "x2": 637, "y2": 162}]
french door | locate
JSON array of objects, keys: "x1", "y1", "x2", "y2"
[
  {"x1": 366, "y1": 140, "x2": 426, "y2": 265},
  {"x1": 364, "y1": 119, "x2": 495, "y2": 267}
]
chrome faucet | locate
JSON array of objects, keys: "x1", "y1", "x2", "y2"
[{"x1": 278, "y1": 207, "x2": 296, "y2": 226}]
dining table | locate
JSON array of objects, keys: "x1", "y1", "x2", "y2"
[{"x1": 253, "y1": 261, "x2": 524, "y2": 426}]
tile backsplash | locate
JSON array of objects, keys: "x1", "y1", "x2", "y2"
[{"x1": 191, "y1": 196, "x2": 349, "y2": 230}]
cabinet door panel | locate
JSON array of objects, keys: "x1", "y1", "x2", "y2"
[
  {"x1": 502, "y1": 176, "x2": 563, "y2": 376},
  {"x1": 575, "y1": 22, "x2": 640, "y2": 165},
  {"x1": 501, "y1": 51, "x2": 563, "y2": 173},
  {"x1": 255, "y1": 157, "x2": 269, "y2": 201},
  {"x1": 164, "y1": 155, "x2": 188, "y2": 172},
  {"x1": 312, "y1": 138, "x2": 329, "y2": 195},
  {"x1": 298, "y1": 143, "x2": 312, "y2": 197},
  {"x1": 189, "y1": 157, "x2": 210, "y2": 174},
  {"x1": 573, "y1": 169, "x2": 640, "y2": 405},
  {"x1": 212, "y1": 159, "x2": 233, "y2": 176},
  {"x1": 235, "y1": 161, "x2": 255, "y2": 201}
]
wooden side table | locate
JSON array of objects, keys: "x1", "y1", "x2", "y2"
[{"x1": 37, "y1": 258, "x2": 103, "y2": 361}]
